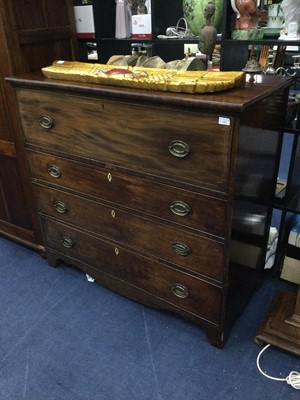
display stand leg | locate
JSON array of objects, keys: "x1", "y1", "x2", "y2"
[{"x1": 255, "y1": 287, "x2": 300, "y2": 356}]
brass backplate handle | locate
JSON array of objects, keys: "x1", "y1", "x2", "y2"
[
  {"x1": 171, "y1": 283, "x2": 189, "y2": 299},
  {"x1": 168, "y1": 140, "x2": 190, "y2": 158},
  {"x1": 172, "y1": 242, "x2": 191, "y2": 256},
  {"x1": 48, "y1": 165, "x2": 61, "y2": 178},
  {"x1": 62, "y1": 236, "x2": 73, "y2": 249},
  {"x1": 39, "y1": 115, "x2": 53, "y2": 129},
  {"x1": 54, "y1": 200, "x2": 67, "y2": 214},
  {"x1": 170, "y1": 200, "x2": 191, "y2": 217}
]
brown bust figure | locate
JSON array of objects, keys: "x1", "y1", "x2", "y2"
[{"x1": 199, "y1": 2, "x2": 217, "y2": 60}]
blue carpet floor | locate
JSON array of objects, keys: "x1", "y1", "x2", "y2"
[{"x1": 0, "y1": 234, "x2": 299, "y2": 400}]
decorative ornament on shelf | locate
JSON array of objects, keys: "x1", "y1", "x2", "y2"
[
  {"x1": 267, "y1": 2, "x2": 284, "y2": 29},
  {"x1": 199, "y1": 2, "x2": 217, "y2": 62},
  {"x1": 182, "y1": 0, "x2": 223, "y2": 36},
  {"x1": 115, "y1": 0, "x2": 132, "y2": 39},
  {"x1": 279, "y1": 0, "x2": 300, "y2": 40},
  {"x1": 261, "y1": 2, "x2": 283, "y2": 39},
  {"x1": 231, "y1": 0, "x2": 263, "y2": 40},
  {"x1": 242, "y1": 51, "x2": 262, "y2": 83}
]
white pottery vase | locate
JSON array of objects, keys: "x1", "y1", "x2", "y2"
[
  {"x1": 115, "y1": 0, "x2": 131, "y2": 39},
  {"x1": 267, "y1": 3, "x2": 284, "y2": 29},
  {"x1": 182, "y1": 0, "x2": 223, "y2": 35}
]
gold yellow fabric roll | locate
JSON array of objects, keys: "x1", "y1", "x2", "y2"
[{"x1": 42, "y1": 61, "x2": 245, "y2": 94}]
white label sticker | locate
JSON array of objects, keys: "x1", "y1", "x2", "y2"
[{"x1": 218, "y1": 117, "x2": 230, "y2": 126}]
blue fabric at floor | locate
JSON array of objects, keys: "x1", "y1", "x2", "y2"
[{"x1": 0, "y1": 235, "x2": 299, "y2": 400}]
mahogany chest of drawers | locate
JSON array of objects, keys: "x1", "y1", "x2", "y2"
[{"x1": 7, "y1": 72, "x2": 291, "y2": 347}]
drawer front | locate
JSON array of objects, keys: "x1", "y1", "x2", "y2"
[
  {"x1": 42, "y1": 217, "x2": 222, "y2": 325},
  {"x1": 28, "y1": 150, "x2": 229, "y2": 238},
  {"x1": 18, "y1": 89, "x2": 233, "y2": 192},
  {"x1": 34, "y1": 184, "x2": 226, "y2": 281}
]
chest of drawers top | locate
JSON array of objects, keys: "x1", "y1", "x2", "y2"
[{"x1": 8, "y1": 71, "x2": 290, "y2": 110}]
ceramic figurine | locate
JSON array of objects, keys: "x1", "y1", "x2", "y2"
[
  {"x1": 231, "y1": 0, "x2": 259, "y2": 30},
  {"x1": 279, "y1": 0, "x2": 300, "y2": 39}
]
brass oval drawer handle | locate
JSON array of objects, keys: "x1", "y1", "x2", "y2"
[
  {"x1": 170, "y1": 201, "x2": 191, "y2": 217},
  {"x1": 171, "y1": 283, "x2": 189, "y2": 299},
  {"x1": 62, "y1": 236, "x2": 73, "y2": 249},
  {"x1": 39, "y1": 115, "x2": 53, "y2": 129},
  {"x1": 54, "y1": 200, "x2": 67, "y2": 214},
  {"x1": 172, "y1": 242, "x2": 191, "y2": 256},
  {"x1": 168, "y1": 140, "x2": 190, "y2": 158},
  {"x1": 48, "y1": 165, "x2": 61, "y2": 178}
]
